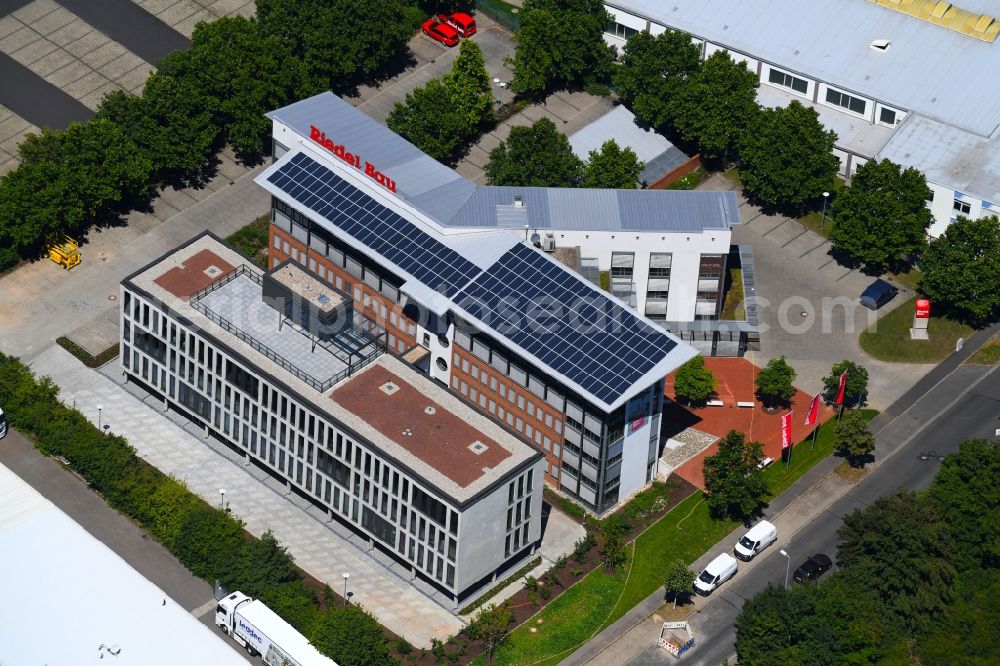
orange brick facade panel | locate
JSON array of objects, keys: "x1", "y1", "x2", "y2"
[
  {"x1": 450, "y1": 346, "x2": 565, "y2": 487},
  {"x1": 270, "y1": 225, "x2": 418, "y2": 352}
]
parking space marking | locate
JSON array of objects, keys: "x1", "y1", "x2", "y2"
[{"x1": 0, "y1": 0, "x2": 154, "y2": 111}]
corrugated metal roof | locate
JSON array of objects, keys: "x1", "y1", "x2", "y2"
[
  {"x1": 569, "y1": 104, "x2": 674, "y2": 162},
  {"x1": 877, "y1": 113, "x2": 1000, "y2": 208},
  {"x1": 608, "y1": 0, "x2": 1000, "y2": 138},
  {"x1": 449, "y1": 186, "x2": 740, "y2": 232},
  {"x1": 267, "y1": 93, "x2": 477, "y2": 221},
  {"x1": 569, "y1": 104, "x2": 692, "y2": 186},
  {"x1": 268, "y1": 93, "x2": 739, "y2": 235}
]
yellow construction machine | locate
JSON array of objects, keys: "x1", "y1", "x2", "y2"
[{"x1": 47, "y1": 234, "x2": 81, "y2": 270}]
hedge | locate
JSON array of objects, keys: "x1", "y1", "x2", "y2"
[{"x1": 0, "y1": 352, "x2": 396, "y2": 666}]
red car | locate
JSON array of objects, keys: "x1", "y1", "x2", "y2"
[
  {"x1": 439, "y1": 11, "x2": 477, "y2": 37},
  {"x1": 422, "y1": 18, "x2": 459, "y2": 47}
]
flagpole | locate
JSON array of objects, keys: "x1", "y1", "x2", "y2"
[{"x1": 811, "y1": 425, "x2": 818, "y2": 450}]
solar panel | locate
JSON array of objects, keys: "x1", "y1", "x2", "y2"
[
  {"x1": 456, "y1": 243, "x2": 676, "y2": 404},
  {"x1": 267, "y1": 152, "x2": 481, "y2": 296}
]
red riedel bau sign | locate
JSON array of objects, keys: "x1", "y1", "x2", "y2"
[{"x1": 309, "y1": 125, "x2": 397, "y2": 193}]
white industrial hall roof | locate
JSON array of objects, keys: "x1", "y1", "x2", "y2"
[
  {"x1": 608, "y1": 0, "x2": 1000, "y2": 139},
  {"x1": 0, "y1": 463, "x2": 247, "y2": 666}
]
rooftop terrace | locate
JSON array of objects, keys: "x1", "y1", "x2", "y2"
[{"x1": 126, "y1": 234, "x2": 539, "y2": 502}]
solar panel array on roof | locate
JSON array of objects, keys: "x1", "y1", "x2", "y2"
[
  {"x1": 267, "y1": 152, "x2": 481, "y2": 297},
  {"x1": 456, "y1": 243, "x2": 676, "y2": 404}
]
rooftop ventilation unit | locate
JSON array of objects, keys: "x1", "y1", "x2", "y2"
[
  {"x1": 513, "y1": 195, "x2": 524, "y2": 207},
  {"x1": 870, "y1": 38, "x2": 891, "y2": 50},
  {"x1": 542, "y1": 232, "x2": 556, "y2": 252}
]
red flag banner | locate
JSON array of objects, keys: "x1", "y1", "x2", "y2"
[
  {"x1": 804, "y1": 393, "x2": 821, "y2": 426},
  {"x1": 781, "y1": 412, "x2": 793, "y2": 450},
  {"x1": 835, "y1": 370, "x2": 848, "y2": 406}
]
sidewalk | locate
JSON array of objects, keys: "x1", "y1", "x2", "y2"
[
  {"x1": 564, "y1": 321, "x2": 1000, "y2": 665},
  {"x1": 29, "y1": 344, "x2": 464, "y2": 647}
]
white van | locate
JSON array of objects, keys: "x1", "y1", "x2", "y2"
[
  {"x1": 734, "y1": 520, "x2": 777, "y2": 561},
  {"x1": 694, "y1": 553, "x2": 738, "y2": 595}
]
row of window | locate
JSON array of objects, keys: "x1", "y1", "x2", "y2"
[{"x1": 124, "y1": 291, "x2": 467, "y2": 588}]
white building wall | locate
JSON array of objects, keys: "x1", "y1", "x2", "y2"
[
  {"x1": 512, "y1": 229, "x2": 730, "y2": 321},
  {"x1": 454, "y1": 461, "x2": 544, "y2": 592},
  {"x1": 120, "y1": 285, "x2": 534, "y2": 599},
  {"x1": 705, "y1": 42, "x2": 759, "y2": 73}
]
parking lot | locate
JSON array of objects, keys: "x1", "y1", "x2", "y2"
[{"x1": 699, "y1": 173, "x2": 930, "y2": 410}]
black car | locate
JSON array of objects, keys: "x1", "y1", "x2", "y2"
[
  {"x1": 859, "y1": 279, "x2": 898, "y2": 310},
  {"x1": 793, "y1": 553, "x2": 833, "y2": 582}
]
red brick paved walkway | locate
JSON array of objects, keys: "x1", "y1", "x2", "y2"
[{"x1": 664, "y1": 358, "x2": 835, "y2": 489}]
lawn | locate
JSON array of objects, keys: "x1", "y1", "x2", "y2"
[
  {"x1": 797, "y1": 210, "x2": 832, "y2": 239},
  {"x1": 476, "y1": 411, "x2": 875, "y2": 665},
  {"x1": 665, "y1": 168, "x2": 708, "y2": 191},
  {"x1": 225, "y1": 214, "x2": 270, "y2": 268},
  {"x1": 859, "y1": 297, "x2": 974, "y2": 363},
  {"x1": 968, "y1": 335, "x2": 1000, "y2": 365},
  {"x1": 720, "y1": 268, "x2": 746, "y2": 320},
  {"x1": 887, "y1": 264, "x2": 923, "y2": 292}
]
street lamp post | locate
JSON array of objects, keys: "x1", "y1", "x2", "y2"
[
  {"x1": 342, "y1": 573, "x2": 350, "y2": 607},
  {"x1": 821, "y1": 191, "x2": 830, "y2": 230},
  {"x1": 219, "y1": 488, "x2": 226, "y2": 511},
  {"x1": 97, "y1": 404, "x2": 103, "y2": 432},
  {"x1": 779, "y1": 549, "x2": 791, "y2": 590}
]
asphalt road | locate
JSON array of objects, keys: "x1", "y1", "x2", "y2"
[
  {"x1": 54, "y1": 0, "x2": 189, "y2": 65},
  {"x1": 0, "y1": 53, "x2": 94, "y2": 128},
  {"x1": 629, "y1": 362, "x2": 1000, "y2": 666}
]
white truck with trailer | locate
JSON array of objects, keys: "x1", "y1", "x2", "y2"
[{"x1": 215, "y1": 591, "x2": 338, "y2": 666}]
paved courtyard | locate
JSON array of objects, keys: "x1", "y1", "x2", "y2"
[
  {"x1": 0, "y1": 102, "x2": 35, "y2": 174},
  {"x1": 664, "y1": 357, "x2": 837, "y2": 489},
  {"x1": 128, "y1": 0, "x2": 254, "y2": 38},
  {"x1": 699, "y1": 173, "x2": 932, "y2": 410}
]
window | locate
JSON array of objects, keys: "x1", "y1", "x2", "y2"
[
  {"x1": 412, "y1": 486, "x2": 448, "y2": 527},
  {"x1": 768, "y1": 68, "x2": 808, "y2": 94},
  {"x1": 879, "y1": 107, "x2": 897, "y2": 126},
  {"x1": 610, "y1": 252, "x2": 634, "y2": 278},
  {"x1": 648, "y1": 253, "x2": 672, "y2": 278},
  {"x1": 606, "y1": 21, "x2": 639, "y2": 39},
  {"x1": 953, "y1": 199, "x2": 972, "y2": 215},
  {"x1": 825, "y1": 88, "x2": 866, "y2": 115}
]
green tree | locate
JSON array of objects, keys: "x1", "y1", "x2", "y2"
[
  {"x1": 703, "y1": 430, "x2": 768, "y2": 521},
  {"x1": 467, "y1": 603, "x2": 514, "y2": 663},
  {"x1": 828, "y1": 159, "x2": 933, "y2": 269},
  {"x1": 447, "y1": 39, "x2": 494, "y2": 131},
  {"x1": 837, "y1": 490, "x2": 955, "y2": 634},
  {"x1": 485, "y1": 117, "x2": 583, "y2": 186},
  {"x1": 918, "y1": 215, "x2": 1000, "y2": 326},
  {"x1": 754, "y1": 356, "x2": 797, "y2": 408},
  {"x1": 257, "y1": 0, "x2": 412, "y2": 95},
  {"x1": 735, "y1": 584, "x2": 831, "y2": 666},
  {"x1": 510, "y1": 0, "x2": 614, "y2": 98},
  {"x1": 834, "y1": 410, "x2": 876, "y2": 467},
  {"x1": 225, "y1": 531, "x2": 299, "y2": 599},
  {"x1": 738, "y1": 101, "x2": 839, "y2": 213},
  {"x1": 0, "y1": 119, "x2": 152, "y2": 256},
  {"x1": 307, "y1": 604, "x2": 396, "y2": 666},
  {"x1": 98, "y1": 74, "x2": 220, "y2": 180},
  {"x1": 672, "y1": 50, "x2": 761, "y2": 162},
  {"x1": 613, "y1": 29, "x2": 701, "y2": 130},
  {"x1": 672, "y1": 355, "x2": 717, "y2": 405},
  {"x1": 158, "y1": 16, "x2": 304, "y2": 159},
  {"x1": 927, "y1": 438, "x2": 1000, "y2": 572},
  {"x1": 662, "y1": 559, "x2": 694, "y2": 609},
  {"x1": 598, "y1": 518, "x2": 628, "y2": 573},
  {"x1": 133, "y1": 476, "x2": 201, "y2": 549},
  {"x1": 919, "y1": 569, "x2": 1000, "y2": 666},
  {"x1": 821, "y1": 360, "x2": 868, "y2": 407},
  {"x1": 387, "y1": 79, "x2": 471, "y2": 162},
  {"x1": 386, "y1": 40, "x2": 493, "y2": 162},
  {"x1": 580, "y1": 139, "x2": 644, "y2": 189}
]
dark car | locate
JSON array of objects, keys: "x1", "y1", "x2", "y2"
[
  {"x1": 859, "y1": 279, "x2": 898, "y2": 310},
  {"x1": 794, "y1": 553, "x2": 833, "y2": 582},
  {"x1": 422, "y1": 18, "x2": 459, "y2": 47}
]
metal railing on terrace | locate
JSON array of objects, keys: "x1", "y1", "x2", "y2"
[{"x1": 189, "y1": 265, "x2": 385, "y2": 393}]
